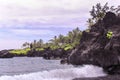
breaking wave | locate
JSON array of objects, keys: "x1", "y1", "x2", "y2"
[{"x1": 0, "y1": 65, "x2": 107, "y2": 80}]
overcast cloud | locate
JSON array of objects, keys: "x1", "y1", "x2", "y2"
[{"x1": 0, "y1": 0, "x2": 120, "y2": 50}]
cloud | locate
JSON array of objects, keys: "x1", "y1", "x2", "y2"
[
  {"x1": 0, "y1": 0, "x2": 119, "y2": 29},
  {"x1": 10, "y1": 29, "x2": 55, "y2": 36},
  {"x1": 0, "y1": 0, "x2": 120, "y2": 50},
  {"x1": 0, "y1": 0, "x2": 90, "y2": 29}
]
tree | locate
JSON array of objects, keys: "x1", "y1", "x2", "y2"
[
  {"x1": 87, "y1": 3, "x2": 120, "y2": 29},
  {"x1": 89, "y1": 3, "x2": 109, "y2": 23},
  {"x1": 37, "y1": 39, "x2": 43, "y2": 48},
  {"x1": 22, "y1": 42, "x2": 30, "y2": 48},
  {"x1": 68, "y1": 31, "x2": 73, "y2": 43},
  {"x1": 33, "y1": 40, "x2": 37, "y2": 49},
  {"x1": 49, "y1": 36, "x2": 57, "y2": 45},
  {"x1": 22, "y1": 27, "x2": 83, "y2": 50},
  {"x1": 58, "y1": 34, "x2": 65, "y2": 45},
  {"x1": 87, "y1": 18, "x2": 94, "y2": 29}
]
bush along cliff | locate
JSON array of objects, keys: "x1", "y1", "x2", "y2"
[{"x1": 68, "y1": 12, "x2": 120, "y2": 74}]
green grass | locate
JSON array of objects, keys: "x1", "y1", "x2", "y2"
[
  {"x1": 36, "y1": 48, "x2": 44, "y2": 51},
  {"x1": 9, "y1": 48, "x2": 45, "y2": 55},
  {"x1": 9, "y1": 48, "x2": 30, "y2": 55},
  {"x1": 63, "y1": 44, "x2": 73, "y2": 51}
]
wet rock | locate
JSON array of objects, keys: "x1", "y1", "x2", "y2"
[{"x1": 60, "y1": 58, "x2": 68, "y2": 64}]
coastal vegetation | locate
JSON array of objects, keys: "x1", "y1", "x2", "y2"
[
  {"x1": 9, "y1": 48, "x2": 30, "y2": 55},
  {"x1": 8, "y1": 3, "x2": 120, "y2": 57},
  {"x1": 9, "y1": 27, "x2": 83, "y2": 55},
  {"x1": 106, "y1": 31, "x2": 113, "y2": 39},
  {"x1": 0, "y1": 2, "x2": 120, "y2": 80}
]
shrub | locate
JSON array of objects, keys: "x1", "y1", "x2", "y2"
[
  {"x1": 36, "y1": 48, "x2": 44, "y2": 51},
  {"x1": 9, "y1": 48, "x2": 30, "y2": 55},
  {"x1": 106, "y1": 31, "x2": 113, "y2": 39},
  {"x1": 64, "y1": 44, "x2": 73, "y2": 51}
]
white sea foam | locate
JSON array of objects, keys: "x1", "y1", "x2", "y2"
[{"x1": 0, "y1": 65, "x2": 107, "y2": 80}]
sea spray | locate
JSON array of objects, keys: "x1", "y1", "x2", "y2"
[{"x1": 0, "y1": 65, "x2": 107, "y2": 80}]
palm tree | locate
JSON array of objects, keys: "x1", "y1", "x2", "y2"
[
  {"x1": 68, "y1": 31, "x2": 73, "y2": 43},
  {"x1": 37, "y1": 39, "x2": 43, "y2": 48},
  {"x1": 58, "y1": 34, "x2": 65, "y2": 45},
  {"x1": 22, "y1": 42, "x2": 30, "y2": 48},
  {"x1": 33, "y1": 40, "x2": 37, "y2": 49}
]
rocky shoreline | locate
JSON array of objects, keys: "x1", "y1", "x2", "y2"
[
  {"x1": 71, "y1": 12, "x2": 120, "y2": 80},
  {"x1": 0, "y1": 12, "x2": 120, "y2": 79},
  {"x1": 73, "y1": 75, "x2": 120, "y2": 80},
  {"x1": 0, "y1": 48, "x2": 71, "y2": 59},
  {"x1": 68, "y1": 12, "x2": 120, "y2": 74}
]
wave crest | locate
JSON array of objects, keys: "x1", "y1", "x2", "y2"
[{"x1": 0, "y1": 65, "x2": 107, "y2": 80}]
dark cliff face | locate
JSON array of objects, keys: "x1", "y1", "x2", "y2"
[{"x1": 68, "y1": 12, "x2": 120, "y2": 70}]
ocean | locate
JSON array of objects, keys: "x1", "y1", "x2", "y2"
[{"x1": 0, "y1": 57, "x2": 106, "y2": 80}]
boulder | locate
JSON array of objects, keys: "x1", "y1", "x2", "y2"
[
  {"x1": 42, "y1": 48, "x2": 53, "y2": 59},
  {"x1": 60, "y1": 58, "x2": 68, "y2": 64}
]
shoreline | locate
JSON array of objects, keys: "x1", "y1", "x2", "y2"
[{"x1": 73, "y1": 75, "x2": 120, "y2": 80}]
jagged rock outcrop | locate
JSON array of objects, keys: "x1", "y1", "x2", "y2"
[{"x1": 68, "y1": 12, "x2": 120, "y2": 74}]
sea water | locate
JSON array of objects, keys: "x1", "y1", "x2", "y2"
[{"x1": 0, "y1": 57, "x2": 106, "y2": 80}]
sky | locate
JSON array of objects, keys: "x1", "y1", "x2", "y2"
[{"x1": 0, "y1": 0, "x2": 120, "y2": 50}]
